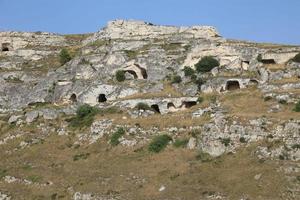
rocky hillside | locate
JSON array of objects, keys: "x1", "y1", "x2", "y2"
[{"x1": 0, "y1": 20, "x2": 300, "y2": 200}]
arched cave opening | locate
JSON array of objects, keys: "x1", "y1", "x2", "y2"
[
  {"x1": 70, "y1": 93, "x2": 77, "y2": 103},
  {"x1": 1, "y1": 43, "x2": 9, "y2": 52},
  {"x1": 137, "y1": 65, "x2": 148, "y2": 79},
  {"x1": 182, "y1": 101, "x2": 197, "y2": 108},
  {"x1": 151, "y1": 104, "x2": 161, "y2": 114},
  {"x1": 226, "y1": 80, "x2": 240, "y2": 91},
  {"x1": 98, "y1": 94, "x2": 107, "y2": 103},
  {"x1": 167, "y1": 102, "x2": 176, "y2": 109}
]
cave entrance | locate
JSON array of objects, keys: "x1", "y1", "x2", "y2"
[
  {"x1": 226, "y1": 80, "x2": 240, "y2": 91},
  {"x1": 167, "y1": 102, "x2": 176, "y2": 109},
  {"x1": 1, "y1": 43, "x2": 10, "y2": 52},
  {"x1": 125, "y1": 70, "x2": 138, "y2": 79},
  {"x1": 70, "y1": 93, "x2": 77, "y2": 103},
  {"x1": 151, "y1": 104, "x2": 161, "y2": 113},
  {"x1": 261, "y1": 59, "x2": 276, "y2": 64},
  {"x1": 98, "y1": 94, "x2": 107, "y2": 103},
  {"x1": 182, "y1": 101, "x2": 197, "y2": 108}
]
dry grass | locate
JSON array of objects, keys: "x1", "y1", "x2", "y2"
[{"x1": 0, "y1": 133, "x2": 290, "y2": 199}]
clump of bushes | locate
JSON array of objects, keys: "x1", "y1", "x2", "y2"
[
  {"x1": 195, "y1": 56, "x2": 219, "y2": 73},
  {"x1": 173, "y1": 138, "x2": 189, "y2": 148},
  {"x1": 135, "y1": 102, "x2": 151, "y2": 111},
  {"x1": 293, "y1": 100, "x2": 300, "y2": 112},
  {"x1": 183, "y1": 66, "x2": 195, "y2": 77},
  {"x1": 69, "y1": 104, "x2": 99, "y2": 128},
  {"x1": 292, "y1": 53, "x2": 300, "y2": 63},
  {"x1": 59, "y1": 48, "x2": 72, "y2": 65},
  {"x1": 115, "y1": 70, "x2": 126, "y2": 82},
  {"x1": 148, "y1": 134, "x2": 172, "y2": 153},
  {"x1": 110, "y1": 127, "x2": 125, "y2": 146},
  {"x1": 171, "y1": 75, "x2": 182, "y2": 84}
]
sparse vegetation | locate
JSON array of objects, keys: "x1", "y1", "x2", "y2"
[
  {"x1": 59, "y1": 48, "x2": 72, "y2": 65},
  {"x1": 68, "y1": 104, "x2": 99, "y2": 128},
  {"x1": 196, "y1": 151, "x2": 212, "y2": 162},
  {"x1": 195, "y1": 56, "x2": 219, "y2": 73},
  {"x1": 115, "y1": 70, "x2": 126, "y2": 82},
  {"x1": 183, "y1": 66, "x2": 195, "y2": 77},
  {"x1": 293, "y1": 100, "x2": 300, "y2": 112},
  {"x1": 171, "y1": 75, "x2": 182, "y2": 84},
  {"x1": 221, "y1": 138, "x2": 231, "y2": 147},
  {"x1": 173, "y1": 138, "x2": 189, "y2": 148},
  {"x1": 257, "y1": 54, "x2": 263, "y2": 62},
  {"x1": 197, "y1": 96, "x2": 204, "y2": 103},
  {"x1": 110, "y1": 127, "x2": 125, "y2": 146},
  {"x1": 73, "y1": 153, "x2": 90, "y2": 161},
  {"x1": 292, "y1": 53, "x2": 300, "y2": 63},
  {"x1": 135, "y1": 102, "x2": 151, "y2": 111},
  {"x1": 148, "y1": 134, "x2": 172, "y2": 153}
]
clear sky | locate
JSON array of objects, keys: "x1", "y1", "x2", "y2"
[{"x1": 0, "y1": 0, "x2": 299, "y2": 45}]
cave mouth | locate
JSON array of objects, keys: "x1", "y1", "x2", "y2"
[
  {"x1": 125, "y1": 70, "x2": 138, "y2": 79},
  {"x1": 261, "y1": 59, "x2": 276, "y2": 64},
  {"x1": 98, "y1": 94, "x2": 107, "y2": 103},
  {"x1": 151, "y1": 104, "x2": 161, "y2": 113},
  {"x1": 182, "y1": 101, "x2": 197, "y2": 108},
  {"x1": 167, "y1": 102, "x2": 176, "y2": 109},
  {"x1": 70, "y1": 93, "x2": 77, "y2": 103},
  {"x1": 1, "y1": 43, "x2": 9, "y2": 52},
  {"x1": 226, "y1": 80, "x2": 240, "y2": 91}
]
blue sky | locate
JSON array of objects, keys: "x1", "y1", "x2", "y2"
[{"x1": 0, "y1": 0, "x2": 299, "y2": 45}]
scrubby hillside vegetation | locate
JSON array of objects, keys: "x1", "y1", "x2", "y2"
[{"x1": 0, "y1": 20, "x2": 299, "y2": 200}]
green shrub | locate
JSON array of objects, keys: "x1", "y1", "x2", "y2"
[
  {"x1": 239, "y1": 137, "x2": 247, "y2": 143},
  {"x1": 116, "y1": 70, "x2": 126, "y2": 82},
  {"x1": 195, "y1": 56, "x2": 219, "y2": 73},
  {"x1": 171, "y1": 75, "x2": 182, "y2": 84},
  {"x1": 292, "y1": 53, "x2": 300, "y2": 63},
  {"x1": 196, "y1": 151, "x2": 212, "y2": 162},
  {"x1": 135, "y1": 102, "x2": 151, "y2": 111},
  {"x1": 173, "y1": 138, "x2": 189, "y2": 148},
  {"x1": 291, "y1": 144, "x2": 300, "y2": 149},
  {"x1": 294, "y1": 100, "x2": 300, "y2": 112},
  {"x1": 73, "y1": 153, "x2": 90, "y2": 161},
  {"x1": 197, "y1": 96, "x2": 204, "y2": 103},
  {"x1": 110, "y1": 127, "x2": 125, "y2": 146},
  {"x1": 0, "y1": 169, "x2": 7, "y2": 179},
  {"x1": 69, "y1": 104, "x2": 99, "y2": 128},
  {"x1": 278, "y1": 99, "x2": 287, "y2": 104},
  {"x1": 257, "y1": 54, "x2": 263, "y2": 62},
  {"x1": 59, "y1": 48, "x2": 72, "y2": 65},
  {"x1": 148, "y1": 134, "x2": 172, "y2": 153},
  {"x1": 183, "y1": 66, "x2": 195, "y2": 77},
  {"x1": 220, "y1": 138, "x2": 231, "y2": 147}
]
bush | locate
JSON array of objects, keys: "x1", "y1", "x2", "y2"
[
  {"x1": 257, "y1": 54, "x2": 263, "y2": 62},
  {"x1": 69, "y1": 104, "x2": 99, "y2": 128},
  {"x1": 110, "y1": 127, "x2": 125, "y2": 146},
  {"x1": 183, "y1": 66, "x2": 195, "y2": 77},
  {"x1": 196, "y1": 151, "x2": 212, "y2": 162},
  {"x1": 197, "y1": 96, "x2": 204, "y2": 103},
  {"x1": 173, "y1": 138, "x2": 189, "y2": 148},
  {"x1": 195, "y1": 56, "x2": 219, "y2": 73},
  {"x1": 239, "y1": 137, "x2": 247, "y2": 143},
  {"x1": 293, "y1": 100, "x2": 300, "y2": 112},
  {"x1": 171, "y1": 75, "x2": 182, "y2": 84},
  {"x1": 220, "y1": 138, "x2": 231, "y2": 147},
  {"x1": 59, "y1": 48, "x2": 71, "y2": 65},
  {"x1": 292, "y1": 53, "x2": 300, "y2": 63},
  {"x1": 115, "y1": 70, "x2": 126, "y2": 82},
  {"x1": 135, "y1": 102, "x2": 151, "y2": 111},
  {"x1": 148, "y1": 134, "x2": 172, "y2": 153}
]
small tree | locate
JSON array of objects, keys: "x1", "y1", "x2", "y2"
[
  {"x1": 183, "y1": 66, "x2": 195, "y2": 77},
  {"x1": 59, "y1": 48, "x2": 71, "y2": 65},
  {"x1": 115, "y1": 70, "x2": 126, "y2": 82},
  {"x1": 195, "y1": 56, "x2": 219, "y2": 73},
  {"x1": 292, "y1": 53, "x2": 300, "y2": 63}
]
